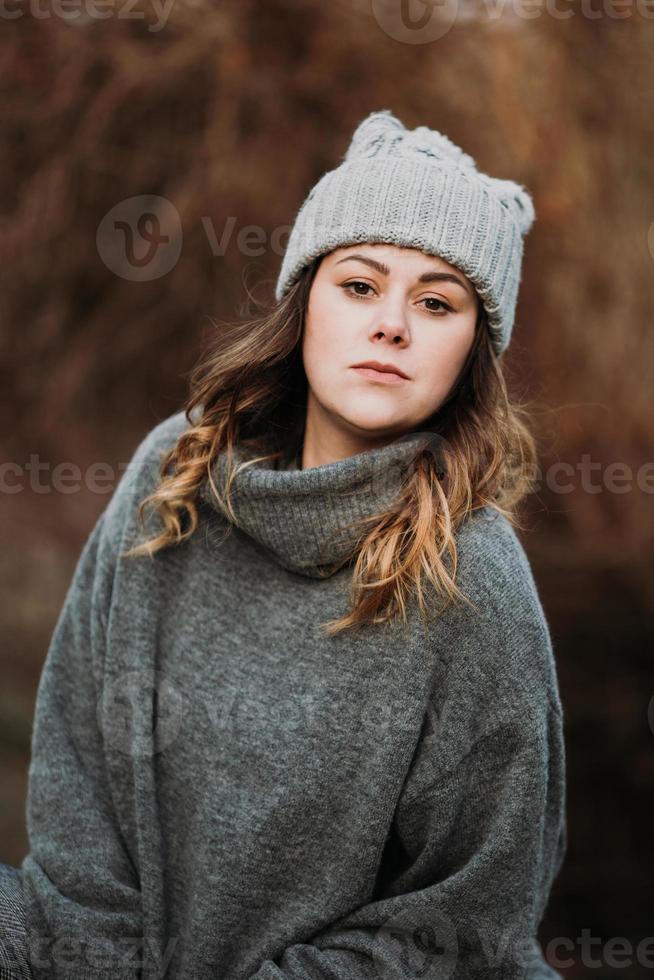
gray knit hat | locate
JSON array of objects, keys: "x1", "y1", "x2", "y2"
[{"x1": 274, "y1": 109, "x2": 535, "y2": 356}]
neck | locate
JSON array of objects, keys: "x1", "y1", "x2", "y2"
[{"x1": 299, "y1": 394, "x2": 419, "y2": 470}]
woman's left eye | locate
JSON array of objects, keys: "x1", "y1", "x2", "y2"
[
  {"x1": 421, "y1": 297, "x2": 454, "y2": 315},
  {"x1": 341, "y1": 282, "x2": 453, "y2": 315}
]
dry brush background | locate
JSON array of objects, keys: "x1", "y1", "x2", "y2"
[{"x1": 1, "y1": 0, "x2": 653, "y2": 975}]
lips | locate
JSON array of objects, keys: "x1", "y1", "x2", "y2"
[
  {"x1": 351, "y1": 365, "x2": 408, "y2": 385},
  {"x1": 351, "y1": 361, "x2": 409, "y2": 379}
]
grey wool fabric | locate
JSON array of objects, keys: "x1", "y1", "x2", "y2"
[
  {"x1": 275, "y1": 109, "x2": 536, "y2": 356},
  {"x1": 0, "y1": 864, "x2": 32, "y2": 979},
  {"x1": 15, "y1": 410, "x2": 567, "y2": 980}
]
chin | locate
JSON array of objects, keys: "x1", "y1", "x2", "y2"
[{"x1": 338, "y1": 410, "x2": 412, "y2": 438}]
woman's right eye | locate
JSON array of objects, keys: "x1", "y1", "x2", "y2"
[{"x1": 342, "y1": 280, "x2": 375, "y2": 298}]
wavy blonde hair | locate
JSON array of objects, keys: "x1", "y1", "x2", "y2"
[{"x1": 123, "y1": 256, "x2": 539, "y2": 636}]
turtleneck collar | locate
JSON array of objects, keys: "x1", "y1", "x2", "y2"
[{"x1": 199, "y1": 432, "x2": 434, "y2": 579}]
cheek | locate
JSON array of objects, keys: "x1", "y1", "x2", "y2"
[
  {"x1": 303, "y1": 291, "x2": 350, "y2": 369},
  {"x1": 302, "y1": 314, "x2": 337, "y2": 392},
  {"x1": 302, "y1": 316, "x2": 325, "y2": 374},
  {"x1": 428, "y1": 314, "x2": 476, "y2": 360},
  {"x1": 417, "y1": 319, "x2": 476, "y2": 387}
]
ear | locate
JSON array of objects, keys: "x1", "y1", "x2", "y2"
[{"x1": 343, "y1": 109, "x2": 406, "y2": 162}]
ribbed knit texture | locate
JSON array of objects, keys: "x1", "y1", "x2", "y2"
[
  {"x1": 275, "y1": 109, "x2": 536, "y2": 356},
  {"x1": 200, "y1": 430, "x2": 432, "y2": 579},
  {"x1": 15, "y1": 411, "x2": 567, "y2": 980}
]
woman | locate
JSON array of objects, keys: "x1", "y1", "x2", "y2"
[{"x1": 3, "y1": 109, "x2": 567, "y2": 979}]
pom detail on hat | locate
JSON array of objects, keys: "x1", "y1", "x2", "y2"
[
  {"x1": 343, "y1": 109, "x2": 405, "y2": 162},
  {"x1": 480, "y1": 175, "x2": 536, "y2": 235},
  {"x1": 344, "y1": 109, "x2": 477, "y2": 170},
  {"x1": 401, "y1": 126, "x2": 477, "y2": 169},
  {"x1": 509, "y1": 184, "x2": 536, "y2": 235}
]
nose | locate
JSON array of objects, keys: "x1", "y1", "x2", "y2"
[{"x1": 369, "y1": 294, "x2": 410, "y2": 346}]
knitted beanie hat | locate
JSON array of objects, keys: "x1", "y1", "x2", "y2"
[{"x1": 274, "y1": 109, "x2": 535, "y2": 356}]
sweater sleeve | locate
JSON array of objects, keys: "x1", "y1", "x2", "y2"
[
  {"x1": 20, "y1": 506, "x2": 143, "y2": 980},
  {"x1": 17, "y1": 413, "x2": 185, "y2": 980},
  {"x1": 248, "y1": 599, "x2": 568, "y2": 979}
]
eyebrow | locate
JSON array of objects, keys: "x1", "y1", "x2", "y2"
[{"x1": 334, "y1": 253, "x2": 472, "y2": 295}]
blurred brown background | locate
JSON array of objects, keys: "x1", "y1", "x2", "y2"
[{"x1": 1, "y1": 0, "x2": 653, "y2": 976}]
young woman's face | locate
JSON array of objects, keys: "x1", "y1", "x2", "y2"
[{"x1": 302, "y1": 243, "x2": 479, "y2": 448}]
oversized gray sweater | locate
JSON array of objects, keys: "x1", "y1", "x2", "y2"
[{"x1": 19, "y1": 410, "x2": 567, "y2": 980}]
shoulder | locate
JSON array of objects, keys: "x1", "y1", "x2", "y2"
[
  {"x1": 440, "y1": 505, "x2": 563, "y2": 719},
  {"x1": 124, "y1": 408, "x2": 191, "y2": 471},
  {"x1": 454, "y1": 505, "x2": 550, "y2": 632},
  {"x1": 102, "y1": 409, "x2": 192, "y2": 548}
]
